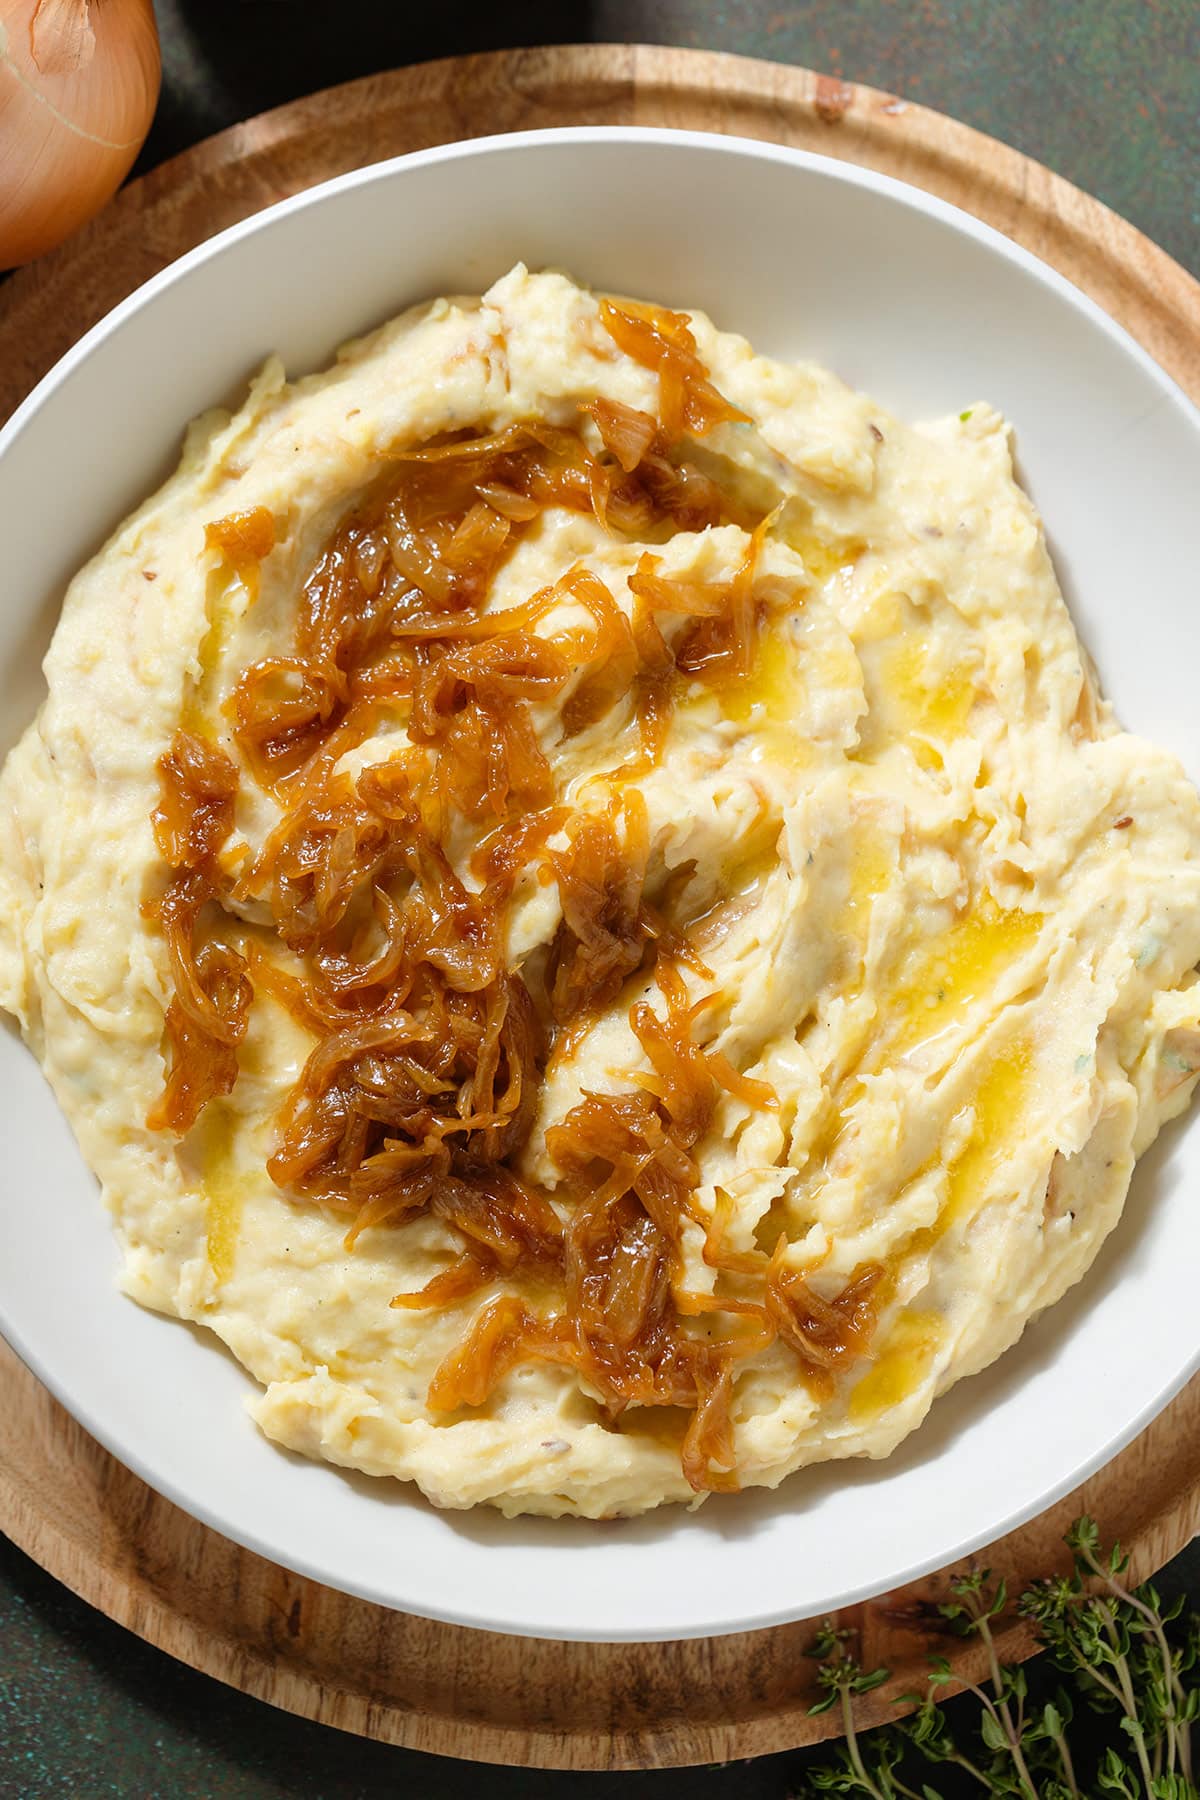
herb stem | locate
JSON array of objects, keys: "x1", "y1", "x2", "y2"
[
  {"x1": 841, "y1": 1683, "x2": 887, "y2": 1800},
  {"x1": 973, "y1": 1599, "x2": 1039, "y2": 1798},
  {"x1": 803, "y1": 1521, "x2": 1196, "y2": 1800},
  {"x1": 1098, "y1": 1601, "x2": 1156, "y2": 1799},
  {"x1": 1054, "y1": 1629, "x2": 1127, "y2": 1712},
  {"x1": 1050, "y1": 1719, "x2": 1080, "y2": 1798},
  {"x1": 887, "y1": 1776, "x2": 925, "y2": 1799},
  {"x1": 1079, "y1": 1542, "x2": 1190, "y2": 1782},
  {"x1": 945, "y1": 1747, "x2": 995, "y2": 1789}
]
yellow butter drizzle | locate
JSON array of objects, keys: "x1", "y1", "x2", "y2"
[
  {"x1": 883, "y1": 897, "x2": 1044, "y2": 1062},
  {"x1": 940, "y1": 1031, "x2": 1035, "y2": 1232},
  {"x1": 841, "y1": 1034, "x2": 1035, "y2": 1420},
  {"x1": 707, "y1": 614, "x2": 813, "y2": 768},
  {"x1": 716, "y1": 617, "x2": 863, "y2": 766},
  {"x1": 721, "y1": 828, "x2": 780, "y2": 897},
  {"x1": 800, "y1": 898, "x2": 1043, "y2": 1206},
  {"x1": 195, "y1": 1099, "x2": 249, "y2": 1285},
  {"x1": 882, "y1": 637, "x2": 977, "y2": 743},
  {"x1": 839, "y1": 825, "x2": 893, "y2": 944},
  {"x1": 788, "y1": 529, "x2": 865, "y2": 588},
  {"x1": 706, "y1": 525, "x2": 863, "y2": 757},
  {"x1": 852, "y1": 585, "x2": 903, "y2": 647},
  {"x1": 848, "y1": 1306, "x2": 944, "y2": 1422},
  {"x1": 181, "y1": 573, "x2": 241, "y2": 737},
  {"x1": 898, "y1": 1029, "x2": 1038, "y2": 1274},
  {"x1": 683, "y1": 827, "x2": 781, "y2": 948}
]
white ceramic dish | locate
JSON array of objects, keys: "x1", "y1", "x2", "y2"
[{"x1": 2, "y1": 128, "x2": 1199, "y2": 1644}]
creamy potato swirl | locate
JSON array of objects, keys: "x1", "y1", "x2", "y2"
[{"x1": 2, "y1": 266, "x2": 1200, "y2": 1517}]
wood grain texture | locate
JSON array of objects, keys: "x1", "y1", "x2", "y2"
[
  {"x1": 3, "y1": 43, "x2": 1200, "y2": 424},
  {"x1": 2, "y1": 42, "x2": 1199, "y2": 1773},
  {"x1": 3, "y1": 1338, "x2": 1198, "y2": 1771}
]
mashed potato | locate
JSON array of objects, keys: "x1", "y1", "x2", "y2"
[{"x1": 2, "y1": 264, "x2": 1199, "y2": 1517}]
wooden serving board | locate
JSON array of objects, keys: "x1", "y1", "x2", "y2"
[{"x1": 2, "y1": 43, "x2": 1199, "y2": 1773}]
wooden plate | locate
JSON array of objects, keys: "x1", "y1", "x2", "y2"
[{"x1": 1, "y1": 43, "x2": 1199, "y2": 1773}]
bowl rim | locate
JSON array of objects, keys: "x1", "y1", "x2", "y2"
[{"x1": 2, "y1": 123, "x2": 1199, "y2": 1641}]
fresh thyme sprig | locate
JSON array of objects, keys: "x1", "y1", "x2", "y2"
[{"x1": 799, "y1": 1519, "x2": 1199, "y2": 1799}]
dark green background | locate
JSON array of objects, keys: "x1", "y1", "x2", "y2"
[{"x1": 3, "y1": 2, "x2": 1198, "y2": 1794}]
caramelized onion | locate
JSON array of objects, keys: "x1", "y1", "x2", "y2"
[
  {"x1": 232, "y1": 658, "x2": 340, "y2": 791},
  {"x1": 152, "y1": 729, "x2": 238, "y2": 869},
  {"x1": 547, "y1": 793, "x2": 650, "y2": 1024},
  {"x1": 147, "y1": 731, "x2": 250, "y2": 1133},
  {"x1": 204, "y1": 506, "x2": 276, "y2": 597},
  {"x1": 680, "y1": 1354, "x2": 739, "y2": 1493},
  {"x1": 599, "y1": 300, "x2": 751, "y2": 440},
  {"x1": 765, "y1": 1253, "x2": 886, "y2": 1394},
  {"x1": 427, "y1": 1293, "x2": 552, "y2": 1412},
  {"x1": 147, "y1": 330, "x2": 877, "y2": 1494},
  {"x1": 146, "y1": 996, "x2": 241, "y2": 1135},
  {"x1": 391, "y1": 1250, "x2": 496, "y2": 1311},
  {"x1": 585, "y1": 397, "x2": 659, "y2": 473}
]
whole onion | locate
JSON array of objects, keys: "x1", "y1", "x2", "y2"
[{"x1": 0, "y1": 0, "x2": 160, "y2": 268}]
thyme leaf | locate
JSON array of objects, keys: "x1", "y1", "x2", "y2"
[{"x1": 799, "y1": 1520, "x2": 1199, "y2": 1799}]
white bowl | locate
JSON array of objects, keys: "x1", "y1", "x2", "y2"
[{"x1": 2, "y1": 128, "x2": 1199, "y2": 1644}]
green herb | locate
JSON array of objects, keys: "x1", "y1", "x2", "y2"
[
  {"x1": 959, "y1": 409, "x2": 974, "y2": 422},
  {"x1": 800, "y1": 1518, "x2": 1198, "y2": 1798}
]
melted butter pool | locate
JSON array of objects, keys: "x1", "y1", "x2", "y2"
[
  {"x1": 840, "y1": 825, "x2": 893, "y2": 943},
  {"x1": 700, "y1": 613, "x2": 812, "y2": 767},
  {"x1": 194, "y1": 1099, "x2": 252, "y2": 1286},
  {"x1": 940, "y1": 1031, "x2": 1036, "y2": 1231},
  {"x1": 882, "y1": 636, "x2": 976, "y2": 742},
  {"x1": 848, "y1": 1306, "x2": 944, "y2": 1422},
  {"x1": 886, "y1": 898, "x2": 1044, "y2": 1060},
  {"x1": 788, "y1": 529, "x2": 865, "y2": 588}
]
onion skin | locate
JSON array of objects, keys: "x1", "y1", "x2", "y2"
[{"x1": 0, "y1": 0, "x2": 160, "y2": 268}]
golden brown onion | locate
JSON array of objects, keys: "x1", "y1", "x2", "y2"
[{"x1": 148, "y1": 383, "x2": 854, "y2": 1494}]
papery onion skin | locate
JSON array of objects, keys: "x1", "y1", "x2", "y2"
[{"x1": 0, "y1": 0, "x2": 161, "y2": 269}]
